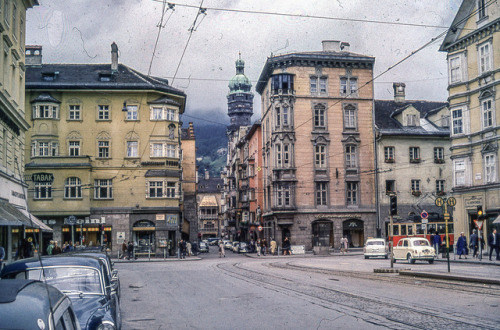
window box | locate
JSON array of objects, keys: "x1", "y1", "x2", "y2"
[
  {"x1": 385, "y1": 158, "x2": 394, "y2": 163},
  {"x1": 434, "y1": 159, "x2": 445, "y2": 164},
  {"x1": 410, "y1": 158, "x2": 421, "y2": 164},
  {"x1": 411, "y1": 191, "x2": 421, "y2": 197}
]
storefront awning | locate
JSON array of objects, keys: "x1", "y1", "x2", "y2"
[
  {"x1": 133, "y1": 227, "x2": 156, "y2": 231},
  {"x1": 22, "y1": 212, "x2": 53, "y2": 232},
  {"x1": 0, "y1": 200, "x2": 33, "y2": 227},
  {"x1": 0, "y1": 200, "x2": 53, "y2": 231}
]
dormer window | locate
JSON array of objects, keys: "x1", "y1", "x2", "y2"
[
  {"x1": 32, "y1": 104, "x2": 59, "y2": 119},
  {"x1": 407, "y1": 114, "x2": 417, "y2": 126},
  {"x1": 42, "y1": 72, "x2": 57, "y2": 81},
  {"x1": 99, "y1": 73, "x2": 112, "y2": 82}
]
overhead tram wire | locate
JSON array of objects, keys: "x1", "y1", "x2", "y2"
[
  {"x1": 148, "y1": 1, "x2": 176, "y2": 76},
  {"x1": 171, "y1": 0, "x2": 206, "y2": 85},
  {"x1": 149, "y1": 0, "x2": 466, "y2": 31}
]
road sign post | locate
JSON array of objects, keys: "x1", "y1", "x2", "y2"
[{"x1": 435, "y1": 197, "x2": 455, "y2": 273}]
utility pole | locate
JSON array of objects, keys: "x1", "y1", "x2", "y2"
[{"x1": 389, "y1": 195, "x2": 397, "y2": 269}]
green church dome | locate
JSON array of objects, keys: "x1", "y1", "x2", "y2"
[{"x1": 228, "y1": 55, "x2": 252, "y2": 93}]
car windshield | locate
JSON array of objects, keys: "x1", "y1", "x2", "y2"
[
  {"x1": 22, "y1": 267, "x2": 102, "y2": 294},
  {"x1": 240, "y1": 243, "x2": 247, "y2": 247},
  {"x1": 413, "y1": 240, "x2": 429, "y2": 247},
  {"x1": 367, "y1": 241, "x2": 384, "y2": 246}
]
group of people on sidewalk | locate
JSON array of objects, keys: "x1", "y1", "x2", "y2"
[{"x1": 455, "y1": 229, "x2": 500, "y2": 261}]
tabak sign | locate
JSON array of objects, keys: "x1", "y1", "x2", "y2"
[{"x1": 32, "y1": 172, "x2": 54, "y2": 183}]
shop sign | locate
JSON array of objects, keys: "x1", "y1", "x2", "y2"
[
  {"x1": 465, "y1": 196, "x2": 482, "y2": 208},
  {"x1": 156, "y1": 214, "x2": 165, "y2": 221},
  {"x1": 32, "y1": 172, "x2": 54, "y2": 183},
  {"x1": 166, "y1": 214, "x2": 178, "y2": 225}
]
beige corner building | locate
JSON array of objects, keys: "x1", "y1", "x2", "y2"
[
  {"x1": 256, "y1": 41, "x2": 376, "y2": 251},
  {"x1": 440, "y1": 1, "x2": 500, "y2": 241},
  {"x1": 24, "y1": 44, "x2": 186, "y2": 256},
  {"x1": 0, "y1": 0, "x2": 43, "y2": 262}
]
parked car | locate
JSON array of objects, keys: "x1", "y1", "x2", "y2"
[
  {"x1": 393, "y1": 237, "x2": 436, "y2": 264},
  {"x1": 224, "y1": 240, "x2": 233, "y2": 250},
  {"x1": 237, "y1": 242, "x2": 249, "y2": 254},
  {"x1": 232, "y1": 241, "x2": 240, "y2": 253},
  {"x1": 199, "y1": 241, "x2": 209, "y2": 253},
  {"x1": 66, "y1": 250, "x2": 120, "y2": 299},
  {"x1": 1, "y1": 256, "x2": 121, "y2": 330},
  {"x1": 207, "y1": 238, "x2": 220, "y2": 246},
  {"x1": 0, "y1": 279, "x2": 81, "y2": 330},
  {"x1": 364, "y1": 238, "x2": 388, "y2": 259}
]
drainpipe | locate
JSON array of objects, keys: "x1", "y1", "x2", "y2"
[{"x1": 371, "y1": 70, "x2": 381, "y2": 238}]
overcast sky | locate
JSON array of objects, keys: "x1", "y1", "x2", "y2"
[{"x1": 26, "y1": 0, "x2": 462, "y2": 123}]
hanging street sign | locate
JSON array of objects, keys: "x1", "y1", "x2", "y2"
[
  {"x1": 420, "y1": 210, "x2": 428, "y2": 219},
  {"x1": 257, "y1": 225, "x2": 263, "y2": 232}
]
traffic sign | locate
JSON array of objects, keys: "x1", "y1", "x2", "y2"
[
  {"x1": 257, "y1": 225, "x2": 263, "y2": 232},
  {"x1": 420, "y1": 210, "x2": 428, "y2": 219},
  {"x1": 474, "y1": 220, "x2": 483, "y2": 230},
  {"x1": 435, "y1": 197, "x2": 444, "y2": 207},
  {"x1": 447, "y1": 197, "x2": 456, "y2": 207}
]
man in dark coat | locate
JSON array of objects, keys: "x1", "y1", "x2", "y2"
[
  {"x1": 469, "y1": 230, "x2": 479, "y2": 258},
  {"x1": 432, "y1": 233, "x2": 442, "y2": 258},
  {"x1": 488, "y1": 229, "x2": 500, "y2": 261},
  {"x1": 127, "y1": 241, "x2": 134, "y2": 260}
]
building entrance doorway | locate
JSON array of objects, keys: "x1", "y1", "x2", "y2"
[
  {"x1": 342, "y1": 219, "x2": 364, "y2": 247},
  {"x1": 312, "y1": 221, "x2": 333, "y2": 247},
  {"x1": 133, "y1": 220, "x2": 155, "y2": 254}
]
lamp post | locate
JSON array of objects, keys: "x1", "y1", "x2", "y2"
[{"x1": 435, "y1": 197, "x2": 456, "y2": 273}]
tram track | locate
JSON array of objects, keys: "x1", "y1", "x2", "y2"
[
  {"x1": 216, "y1": 260, "x2": 499, "y2": 329},
  {"x1": 272, "y1": 261, "x2": 500, "y2": 297}
]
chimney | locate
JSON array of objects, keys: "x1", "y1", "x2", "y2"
[
  {"x1": 25, "y1": 46, "x2": 42, "y2": 66},
  {"x1": 393, "y1": 83, "x2": 406, "y2": 102},
  {"x1": 340, "y1": 42, "x2": 350, "y2": 52},
  {"x1": 205, "y1": 169, "x2": 210, "y2": 180},
  {"x1": 111, "y1": 42, "x2": 118, "y2": 73},
  {"x1": 322, "y1": 40, "x2": 341, "y2": 52}
]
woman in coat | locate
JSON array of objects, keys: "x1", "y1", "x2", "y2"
[{"x1": 456, "y1": 232, "x2": 467, "y2": 259}]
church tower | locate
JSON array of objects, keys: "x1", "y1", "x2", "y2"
[{"x1": 227, "y1": 54, "x2": 253, "y2": 131}]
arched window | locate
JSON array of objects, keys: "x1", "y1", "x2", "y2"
[{"x1": 65, "y1": 177, "x2": 82, "y2": 199}]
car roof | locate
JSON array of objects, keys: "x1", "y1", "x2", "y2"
[
  {"x1": 366, "y1": 238, "x2": 385, "y2": 241},
  {"x1": 1, "y1": 256, "x2": 103, "y2": 278},
  {"x1": 0, "y1": 280, "x2": 68, "y2": 328}
]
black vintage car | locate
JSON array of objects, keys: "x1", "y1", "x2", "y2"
[
  {"x1": 0, "y1": 279, "x2": 81, "y2": 329},
  {"x1": 1, "y1": 256, "x2": 121, "y2": 330}
]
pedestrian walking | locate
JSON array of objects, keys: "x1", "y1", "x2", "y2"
[
  {"x1": 186, "y1": 241, "x2": 192, "y2": 257},
  {"x1": 52, "y1": 241, "x2": 62, "y2": 255},
  {"x1": 270, "y1": 238, "x2": 277, "y2": 256},
  {"x1": 469, "y1": 230, "x2": 479, "y2": 258},
  {"x1": 456, "y1": 232, "x2": 467, "y2": 259},
  {"x1": 256, "y1": 239, "x2": 261, "y2": 256},
  {"x1": 219, "y1": 240, "x2": 225, "y2": 258},
  {"x1": 261, "y1": 238, "x2": 268, "y2": 256},
  {"x1": 432, "y1": 232, "x2": 442, "y2": 258},
  {"x1": 488, "y1": 229, "x2": 500, "y2": 261},
  {"x1": 46, "y1": 240, "x2": 54, "y2": 255},
  {"x1": 340, "y1": 236, "x2": 349, "y2": 254},
  {"x1": 121, "y1": 240, "x2": 128, "y2": 259},
  {"x1": 178, "y1": 239, "x2": 186, "y2": 259},
  {"x1": 282, "y1": 237, "x2": 291, "y2": 255},
  {"x1": 127, "y1": 241, "x2": 134, "y2": 260}
]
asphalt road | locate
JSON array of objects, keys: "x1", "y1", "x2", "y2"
[{"x1": 116, "y1": 248, "x2": 500, "y2": 329}]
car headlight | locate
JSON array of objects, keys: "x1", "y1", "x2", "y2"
[{"x1": 97, "y1": 321, "x2": 116, "y2": 330}]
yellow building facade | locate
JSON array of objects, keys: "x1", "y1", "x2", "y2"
[
  {"x1": 24, "y1": 44, "x2": 186, "y2": 256},
  {"x1": 440, "y1": 1, "x2": 500, "y2": 244}
]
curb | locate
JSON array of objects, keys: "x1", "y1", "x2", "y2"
[
  {"x1": 398, "y1": 270, "x2": 500, "y2": 285},
  {"x1": 113, "y1": 257, "x2": 202, "y2": 263}
]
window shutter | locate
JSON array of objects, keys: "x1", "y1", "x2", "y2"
[{"x1": 149, "y1": 143, "x2": 153, "y2": 157}]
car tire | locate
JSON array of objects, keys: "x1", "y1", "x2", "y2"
[
  {"x1": 428, "y1": 259, "x2": 434, "y2": 264},
  {"x1": 384, "y1": 255, "x2": 388, "y2": 259},
  {"x1": 364, "y1": 256, "x2": 369, "y2": 259},
  {"x1": 407, "y1": 253, "x2": 415, "y2": 264}
]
